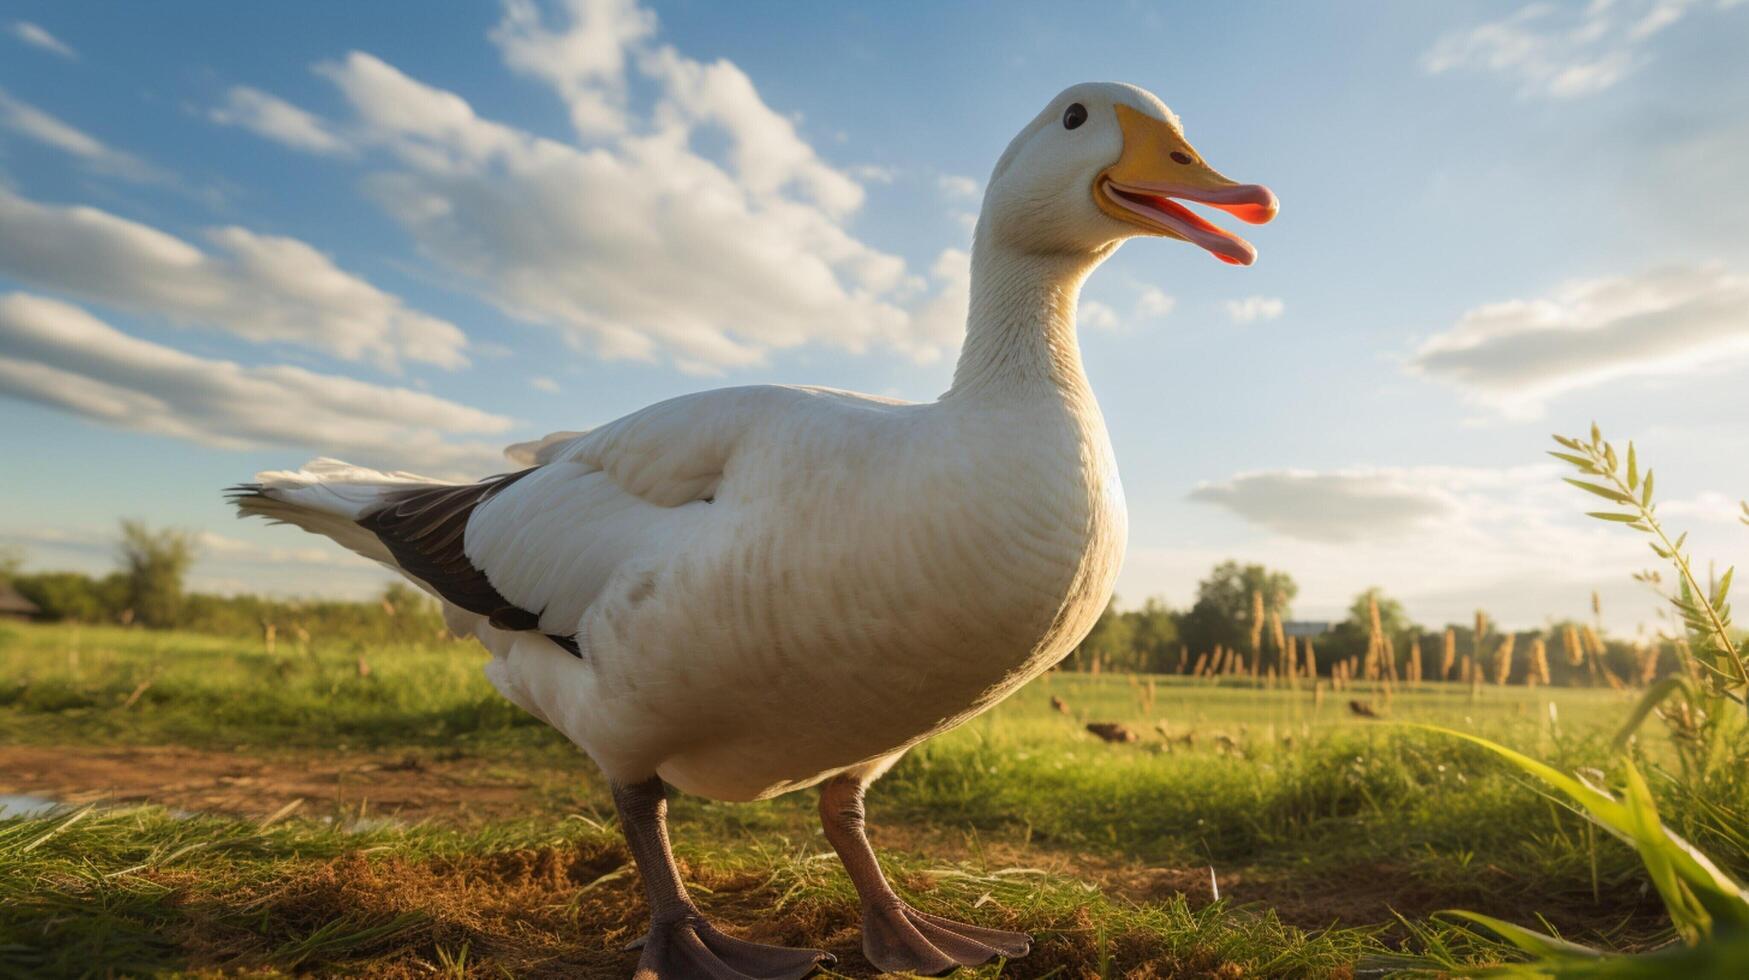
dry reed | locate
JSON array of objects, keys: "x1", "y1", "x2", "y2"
[
  {"x1": 1527, "y1": 636, "x2": 1550, "y2": 687},
  {"x1": 1637, "y1": 640, "x2": 1661, "y2": 686},
  {"x1": 1249, "y1": 590, "x2": 1266, "y2": 680},
  {"x1": 1562, "y1": 623, "x2": 1584, "y2": 666},
  {"x1": 1493, "y1": 633, "x2": 1517, "y2": 685}
]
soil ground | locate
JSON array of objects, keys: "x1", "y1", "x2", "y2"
[{"x1": 0, "y1": 742, "x2": 1498, "y2": 936}]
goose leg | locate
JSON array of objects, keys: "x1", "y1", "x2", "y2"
[
  {"x1": 613, "y1": 776, "x2": 833, "y2": 980},
  {"x1": 819, "y1": 775, "x2": 1031, "y2": 976}
]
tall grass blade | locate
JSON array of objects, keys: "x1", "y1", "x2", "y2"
[
  {"x1": 1416, "y1": 724, "x2": 1749, "y2": 949},
  {"x1": 1610, "y1": 676, "x2": 1696, "y2": 751},
  {"x1": 1438, "y1": 909, "x2": 1603, "y2": 961}
]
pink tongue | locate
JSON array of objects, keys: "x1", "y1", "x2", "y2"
[
  {"x1": 1184, "y1": 222, "x2": 1255, "y2": 265},
  {"x1": 1156, "y1": 198, "x2": 1255, "y2": 265}
]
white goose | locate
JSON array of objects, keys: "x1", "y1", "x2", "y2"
[{"x1": 232, "y1": 81, "x2": 1275, "y2": 979}]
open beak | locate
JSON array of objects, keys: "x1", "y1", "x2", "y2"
[{"x1": 1094, "y1": 104, "x2": 1278, "y2": 266}]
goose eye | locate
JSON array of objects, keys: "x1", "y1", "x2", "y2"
[{"x1": 1062, "y1": 103, "x2": 1087, "y2": 130}]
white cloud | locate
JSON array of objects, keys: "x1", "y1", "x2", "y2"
[
  {"x1": 226, "y1": 1, "x2": 961, "y2": 373},
  {"x1": 1135, "y1": 286, "x2": 1177, "y2": 319},
  {"x1": 1660, "y1": 491, "x2": 1747, "y2": 525},
  {"x1": 196, "y1": 530, "x2": 378, "y2": 567},
  {"x1": 1406, "y1": 263, "x2": 1749, "y2": 417},
  {"x1": 1160, "y1": 463, "x2": 1690, "y2": 630},
  {"x1": 936, "y1": 174, "x2": 980, "y2": 199},
  {"x1": 636, "y1": 44, "x2": 866, "y2": 217},
  {"x1": 1189, "y1": 468, "x2": 1458, "y2": 543},
  {"x1": 491, "y1": 0, "x2": 656, "y2": 137},
  {"x1": 0, "y1": 523, "x2": 398, "y2": 600},
  {"x1": 210, "y1": 86, "x2": 350, "y2": 156},
  {"x1": 530, "y1": 375, "x2": 561, "y2": 392},
  {"x1": 0, "y1": 187, "x2": 470, "y2": 371},
  {"x1": 849, "y1": 164, "x2": 897, "y2": 184},
  {"x1": 1079, "y1": 299, "x2": 1121, "y2": 332},
  {"x1": 0, "y1": 293, "x2": 511, "y2": 475},
  {"x1": 908, "y1": 249, "x2": 972, "y2": 354},
  {"x1": 1422, "y1": 1, "x2": 1736, "y2": 99},
  {"x1": 0, "y1": 89, "x2": 164, "y2": 182},
  {"x1": 0, "y1": 524, "x2": 371, "y2": 568},
  {"x1": 9, "y1": 21, "x2": 76, "y2": 59},
  {"x1": 1224, "y1": 295, "x2": 1284, "y2": 323}
]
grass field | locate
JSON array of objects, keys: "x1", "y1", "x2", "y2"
[{"x1": 1, "y1": 621, "x2": 1735, "y2": 977}]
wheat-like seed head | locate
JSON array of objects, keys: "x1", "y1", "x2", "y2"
[
  {"x1": 1638, "y1": 642, "x2": 1661, "y2": 686},
  {"x1": 1494, "y1": 633, "x2": 1517, "y2": 685},
  {"x1": 1529, "y1": 636, "x2": 1550, "y2": 686},
  {"x1": 1250, "y1": 589, "x2": 1265, "y2": 647}
]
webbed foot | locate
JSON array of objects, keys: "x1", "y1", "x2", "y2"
[
  {"x1": 631, "y1": 913, "x2": 833, "y2": 979},
  {"x1": 861, "y1": 900, "x2": 1030, "y2": 975}
]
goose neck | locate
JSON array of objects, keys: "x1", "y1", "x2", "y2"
[{"x1": 947, "y1": 235, "x2": 1105, "y2": 400}]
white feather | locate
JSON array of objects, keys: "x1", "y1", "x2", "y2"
[{"x1": 230, "y1": 83, "x2": 1212, "y2": 802}]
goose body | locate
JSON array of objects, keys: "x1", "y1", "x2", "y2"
[
  {"x1": 491, "y1": 379, "x2": 1122, "y2": 801},
  {"x1": 233, "y1": 82, "x2": 1274, "y2": 977}
]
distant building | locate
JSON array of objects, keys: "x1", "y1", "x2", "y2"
[
  {"x1": 0, "y1": 582, "x2": 39, "y2": 620},
  {"x1": 1282, "y1": 620, "x2": 1332, "y2": 638}
]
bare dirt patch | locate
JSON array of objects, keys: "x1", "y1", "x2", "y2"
[
  {"x1": 0, "y1": 743, "x2": 549, "y2": 824},
  {"x1": 122, "y1": 841, "x2": 1265, "y2": 979},
  {"x1": 0, "y1": 743, "x2": 1461, "y2": 935},
  {"x1": 136, "y1": 839, "x2": 1266, "y2": 979},
  {"x1": 7, "y1": 743, "x2": 1630, "y2": 972}
]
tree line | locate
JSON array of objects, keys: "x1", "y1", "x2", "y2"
[
  {"x1": 2, "y1": 530, "x2": 1679, "y2": 684},
  {"x1": 1062, "y1": 560, "x2": 1676, "y2": 687},
  {"x1": 1, "y1": 522, "x2": 447, "y2": 646}
]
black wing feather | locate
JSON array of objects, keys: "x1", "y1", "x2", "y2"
[{"x1": 355, "y1": 468, "x2": 582, "y2": 658}]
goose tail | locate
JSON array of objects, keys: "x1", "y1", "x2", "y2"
[{"x1": 226, "y1": 457, "x2": 447, "y2": 567}]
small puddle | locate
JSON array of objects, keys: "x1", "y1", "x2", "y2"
[{"x1": 0, "y1": 793, "x2": 64, "y2": 818}]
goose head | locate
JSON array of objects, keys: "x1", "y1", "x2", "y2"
[{"x1": 980, "y1": 82, "x2": 1277, "y2": 266}]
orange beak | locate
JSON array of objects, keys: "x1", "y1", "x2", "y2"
[{"x1": 1094, "y1": 105, "x2": 1278, "y2": 265}]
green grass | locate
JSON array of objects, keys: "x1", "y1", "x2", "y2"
[
  {"x1": 0, "y1": 805, "x2": 1384, "y2": 978},
  {"x1": 0, "y1": 622, "x2": 551, "y2": 755},
  {"x1": 1, "y1": 620, "x2": 1739, "y2": 977}
]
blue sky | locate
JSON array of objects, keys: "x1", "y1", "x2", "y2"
[{"x1": 2, "y1": 0, "x2": 1746, "y2": 631}]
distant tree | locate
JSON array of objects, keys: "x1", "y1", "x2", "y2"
[
  {"x1": 1062, "y1": 596, "x2": 1183, "y2": 674},
  {"x1": 116, "y1": 520, "x2": 198, "y2": 627},
  {"x1": 1178, "y1": 561, "x2": 1296, "y2": 656},
  {"x1": 379, "y1": 582, "x2": 442, "y2": 642},
  {"x1": 1345, "y1": 587, "x2": 1411, "y2": 639},
  {"x1": 12, "y1": 571, "x2": 126, "y2": 622},
  {"x1": 0, "y1": 545, "x2": 21, "y2": 582},
  {"x1": 380, "y1": 582, "x2": 430, "y2": 617},
  {"x1": 1321, "y1": 587, "x2": 1418, "y2": 676},
  {"x1": 1071, "y1": 598, "x2": 1134, "y2": 672},
  {"x1": 1128, "y1": 597, "x2": 1180, "y2": 672}
]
